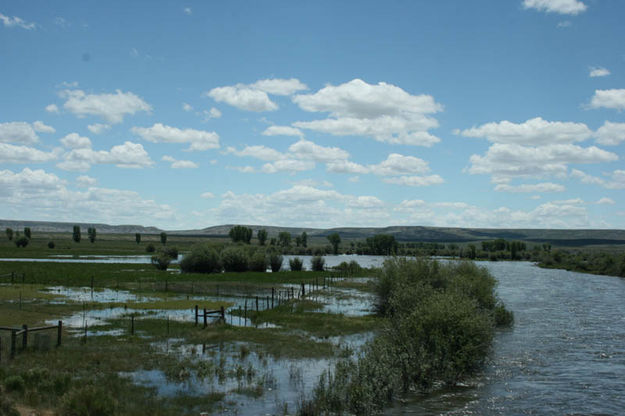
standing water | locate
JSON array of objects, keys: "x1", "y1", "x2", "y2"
[{"x1": 389, "y1": 261, "x2": 625, "y2": 415}]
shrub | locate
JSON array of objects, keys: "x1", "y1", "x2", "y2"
[
  {"x1": 48, "y1": 241, "x2": 55, "y2": 249},
  {"x1": 311, "y1": 256, "x2": 325, "y2": 271},
  {"x1": 221, "y1": 247, "x2": 249, "y2": 272},
  {"x1": 145, "y1": 244, "x2": 155, "y2": 253},
  {"x1": 161, "y1": 246, "x2": 178, "y2": 259},
  {"x1": 335, "y1": 260, "x2": 362, "y2": 276},
  {"x1": 494, "y1": 302, "x2": 514, "y2": 327},
  {"x1": 3, "y1": 375, "x2": 25, "y2": 393},
  {"x1": 0, "y1": 386, "x2": 19, "y2": 416},
  {"x1": 151, "y1": 253, "x2": 172, "y2": 271},
  {"x1": 305, "y1": 258, "x2": 512, "y2": 414},
  {"x1": 248, "y1": 251, "x2": 268, "y2": 272},
  {"x1": 14, "y1": 236, "x2": 28, "y2": 248},
  {"x1": 289, "y1": 257, "x2": 304, "y2": 271},
  {"x1": 180, "y1": 244, "x2": 222, "y2": 273},
  {"x1": 269, "y1": 253, "x2": 283, "y2": 272},
  {"x1": 59, "y1": 385, "x2": 117, "y2": 416}
]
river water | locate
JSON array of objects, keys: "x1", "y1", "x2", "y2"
[{"x1": 390, "y1": 261, "x2": 625, "y2": 415}]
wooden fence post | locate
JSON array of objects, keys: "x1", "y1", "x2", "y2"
[
  {"x1": 255, "y1": 296, "x2": 259, "y2": 312},
  {"x1": 10, "y1": 329, "x2": 16, "y2": 359},
  {"x1": 220, "y1": 306, "x2": 225, "y2": 322},
  {"x1": 22, "y1": 324, "x2": 28, "y2": 350},
  {"x1": 195, "y1": 305, "x2": 198, "y2": 326},
  {"x1": 203, "y1": 309, "x2": 207, "y2": 328},
  {"x1": 271, "y1": 288, "x2": 274, "y2": 308},
  {"x1": 301, "y1": 283, "x2": 305, "y2": 298},
  {"x1": 131, "y1": 315, "x2": 135, "y2": 335},
  {"x1": 57, "y1": 321, "x2": 62, "y2": 347}
]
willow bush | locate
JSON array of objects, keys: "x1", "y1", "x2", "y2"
[{"x1": 301, "y1": 258, "x2": 513, "y2": 415}]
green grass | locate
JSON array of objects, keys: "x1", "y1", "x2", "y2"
[
  {"x1": 235, "y1": 300, "x2": 381, "y2": 337},
  {"x1": 0, "y1": 251, "x2": 381, "y2": 415}
]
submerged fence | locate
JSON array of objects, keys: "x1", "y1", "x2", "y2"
[{"x1": 0, "y1": 321, "x2": 62, "y2": 362}]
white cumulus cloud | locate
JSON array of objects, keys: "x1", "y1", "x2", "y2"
[
  {"x1": 522, "y1": 0, "x2": 587, "y2": 15},
  {"x1": 58, "y1": 141, "x2": 153, "y2": 171},
  {"x1": 0, "y1": 143, "x2": 60, "y2": 164},
  {"x1": 0, "y1": 13, "x2": 36, "y2": 29},
  {"x1": 494, "y1": 182, "x2": 565, "y2": 193},
  {"x1": 589, "y1": 89, "x2": 625, "y2": 111},
  {"x1": 60, "y1": 133, "x2": 92, "y2": 149},
  {"x1": 61, "y1": 89, "x2": 152, "y2": 124},
  {"x1": 457, "y1": 117, "x2": 592, "y2": 145},
  {"x1": 33, "y1": 121, "x2": 55, "y2": 133},
  {"x1": 0, "y1": 122, "x2": 39, "y2": 145},
  {"x1": 589, "y1": 67, "x2": 610, "y2": 78},
  {"x1": 262, "y1": 126, "x2": 304, "y2": 137},
  {"x1": 87, "y1": 123, "x2": 111, "y2": 134},
  {"x1": 162, "y1": 155, "x2": 198, "y2": 169},
  {"x1": 293, "y1": 79, "x2": 442, "y2": 146},
  {"x1": 595, "y1": 121, "x2": 625, "y2": 145},
  {"x1": 132, "y1": 123, "x2": 220, "y2": 151}
]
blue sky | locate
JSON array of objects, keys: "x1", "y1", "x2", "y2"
[{"x1": 1, "y1": 0, "x2": 624, "y2": 230}]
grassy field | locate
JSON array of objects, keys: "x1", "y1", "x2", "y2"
[{"x1": 0, "y1": 241, "x2": 381, "y2": 415}]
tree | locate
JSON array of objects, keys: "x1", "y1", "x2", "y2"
[
  {"x1": 278, "y1": 232, "x2": 291, "y2": 247},
  {"x1": 5, "y1": 228, "x2": 13, "y2": 241},
  {"x1": 23, "y1": 227, "x2": 31, "y2": 239},
  {"x1": 72, "y1": 225, "x2": 81, "y2": 243},
  {"x1": 229, "y1": 226, "x2": 252, "y2": 244},
  {"x1": 160, "y1": 232, "x2": 167, "y2": 245},
  {"x1": 135, "y1": 233, "x2": 141, "y2": 244},
  {"x1": 257, "y1": 229, "x2": 268, "y2": 246},
  {"x1": 300, "y1": 232, "x2": 308, "y2": 248},
  {"x1": 88, "y1": 227, "x2": 96, "y2": 243},
  {"x1": 15, "y1": 236, "x2": 29, "y2": 248},
  {"x1": 327, "y1": 232, "x2": 341, "y2": 255},
  {"x1": 366, "y1": 234, "x2": 397, "y2": 255}
]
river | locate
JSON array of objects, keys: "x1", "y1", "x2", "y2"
[{"x1": 389, "y1": 261, "x2": 625, "y2": 415}]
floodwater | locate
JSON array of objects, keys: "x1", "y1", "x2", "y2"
[
  {"x1": 123, "y1": 333, "x2": 375, "y2": 415},
  {"x1": 388, "y1": 261, "x2": 625, "y2": 415},
  {"x1": 0, "y1": 253, "x2": 385, "y2": 268}
]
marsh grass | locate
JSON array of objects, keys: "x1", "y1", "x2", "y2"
[{"x1": 237, "y1": 300, "x2": 381, "y2": 337}]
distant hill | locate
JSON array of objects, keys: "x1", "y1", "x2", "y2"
[
  {"x1": 2, "y1": 220, "x2": 625, "y2": 246},
  {"x1": 0, "y1": 219, "x2": 162, "y2": 234},
  {"x1": 174, "y1": 224, "x2": 625, "y2": 246}
]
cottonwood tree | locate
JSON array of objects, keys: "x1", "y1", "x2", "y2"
[
  {"x1": 257, "y1": 229, "x2": 268, "y2": 246},
  {"x1": 88, "y1": 227, "x2": 96, "y2": 243},
  {"x1": 278, "y1": 232, "x2": 291, "y2": 247},
  {"x1": 5, "y1": 228, "x2": 13, "y2": 241},
  {"x1": 229, "y1": 225, "x2": 252, "y2": 244},
  {"x1": 135, "y1": 233, "x2": 141, "y2": 244},
  {"x1": 160, "y1": 232, "x2": 167, "y2": 245},
  {"x1": 24, "y1": 227, "x2": 31, "y2": 239},
  {"x1": 72, "y1": 226, "x2": 81, "y2": 243},
  {"x1": 327, "y1": 232, "x2": 341, "y2": 255}
]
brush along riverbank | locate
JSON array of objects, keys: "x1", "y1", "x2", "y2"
[{"x1": 298, "y1": 258, "x2": 513, "y2": 415}]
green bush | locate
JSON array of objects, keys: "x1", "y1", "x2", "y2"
[
  {"x1": 335, "y1": 260, "x2": 362, "y2": 276},
  {"x1": 289, "y1": 257, "x2": 304, "y2": 271},
  {"x1": 145, "y1": 244, "x2": 155, "y2": 253},
  {"x1": 59, "y1": 385, "x2": 117, "y2": 416},
  {"x1": 180, "y1": 244, "x2": 222, "y2": 273},
  {"x1": 151, "y1": 253, "x2": 172, "y2": 271},
  {"x1": 48, "y1": 241, "x2": 55, "y2": 249},
  {"x1": 14, "y1": 236, "x2": 29, "y2": 248},
  {"x1": 248, "y1": 251, "x2": 268, "y2": 272},
  {"x1": 0, "y1": 386, "x2": 19, "y2": 416},
  {"x1": 221, "y1": 247, "x2": 249, "y2": 272},
  {"x1": 311, "y1": 256, "x2": 325, "y2": 272},
  {"x1": 303, "y1": 258, "x2": 512, "y2": 415},
  {"x1": 3, "y1": 376, "x2": 25, "y2": 393},
  {"x1": 269, "y1": 253, "x2": 283, "y2": 272}
]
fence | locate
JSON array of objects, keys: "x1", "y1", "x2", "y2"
[{"x1": 0, "y1": 321, "x2": 62, "y2": 361}]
